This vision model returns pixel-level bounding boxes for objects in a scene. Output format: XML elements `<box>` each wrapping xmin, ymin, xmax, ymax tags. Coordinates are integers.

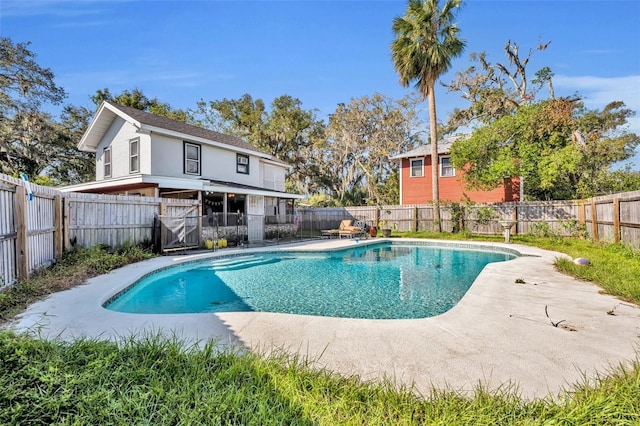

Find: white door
<box><xmin>247</xmin><ymin>195</ymin><xmax>264</xmax><ymax>241</ymax></box>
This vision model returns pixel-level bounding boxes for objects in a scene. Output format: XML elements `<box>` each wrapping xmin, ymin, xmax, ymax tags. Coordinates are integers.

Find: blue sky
<box><xmin>2</xmin><ymin>0</ymin><xmax>639</xmax><ymax>168</ymax></box>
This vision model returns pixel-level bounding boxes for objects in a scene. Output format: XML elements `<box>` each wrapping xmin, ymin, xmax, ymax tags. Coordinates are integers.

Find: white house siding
<box><xmin>261</xmin><ymin>164</ymin><xmax>286</xmax><ymax>192</ymax></box>
<box><xmin>139</xmin><ymin>134</ymin><xmax>152</xmax><ymax>175</ymax></box>
<box><xmin>149</xmin><ymin>134</ymin><xmax>264</xmax><ymax>187</ymax></box>
<box><xmin>150</xmin><ymin>134</ymin><xmax>185</xmax><ymax>177</ymax></box>
<box><xmin>96</xmin><ymin>118</ymin><xmax>145</xmax><ymax>180</ymax></box>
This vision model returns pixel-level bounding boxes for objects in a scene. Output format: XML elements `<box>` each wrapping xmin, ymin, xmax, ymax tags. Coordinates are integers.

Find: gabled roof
<box><xmin>390</xmin><ymin>134</ymin><xmax>467</xmax><ymax>160</ymax></box>
<box><xmin>78</xmin><ymin>101</ymin><xmax>287</xmax><ymax>165</ymax></box>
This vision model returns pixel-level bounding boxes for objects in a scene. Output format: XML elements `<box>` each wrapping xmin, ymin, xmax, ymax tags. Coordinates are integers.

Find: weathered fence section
<box><xmin>0</xmin><ymin>172</ymin><xmax>202</xmax><ymax>288</ymax></box>
<box><xmin>298</xmin><ymin>194</ymin><xmax>638</xmax><ymax>247</ymax></box>
<box><xmin>0</xmin><ymin>175</ymin><xmax>62</xmax><ymax>288</ymax></box>
<box><xmin>510</xmin><ymin>201</ymin><xmax>579</xmax><ymax>235</ymax></box>
<box><xmin>583</xmin><ymin>191</ymin><xmax>640</xmax><ymax>248</ymax></box>
<box><xmin>0</xmin><ymin>181</ymin><xmax>17</xmax><ymax>288</ymax></box>
<box><xmin>157</xmin><ymin>199</ymin><xmax>202</xmax><ymax>252</ymax></box>
<box><xmin>65</xmin><ymin>192</ymin><xmax>160</xmax><ymax>249</ymax></box>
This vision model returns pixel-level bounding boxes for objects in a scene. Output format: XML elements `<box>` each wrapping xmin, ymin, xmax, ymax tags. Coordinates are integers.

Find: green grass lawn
<box><xmin>1</xmin><ymin>238</ymin><xmax>639</xmax><ymax>425</ymax></box>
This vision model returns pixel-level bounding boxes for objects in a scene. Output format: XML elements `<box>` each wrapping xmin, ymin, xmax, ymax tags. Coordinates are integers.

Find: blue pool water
<box><xmin>105</xmin><ymin>242</ymin><xmax>516</xmax><ymax>319</ymax></box>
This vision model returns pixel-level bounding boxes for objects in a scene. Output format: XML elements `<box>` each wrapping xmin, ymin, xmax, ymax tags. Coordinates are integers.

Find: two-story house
<box><xmin>391</xmin><ymin>136</ymin><xmax>520</xmax><ymax>205</ymax></box>
<box><xmin>61</xmin><ymin>101</ymin><xmax>302</xmax><ymax>232</ymax></box>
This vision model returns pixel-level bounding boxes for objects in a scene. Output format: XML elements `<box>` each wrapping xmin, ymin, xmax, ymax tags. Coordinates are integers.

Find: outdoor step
<box><xmin>209</xmin><ymin>256</ymin><xmax>260</xmax><ymax>267</ymax></box>
<box><xmin>210</xmin><ymin>256</ymin><xmax>280</xmax><ymax>271</ymax></box>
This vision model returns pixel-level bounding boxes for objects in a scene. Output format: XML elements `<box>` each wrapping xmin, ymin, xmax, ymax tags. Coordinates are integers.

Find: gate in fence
<box><xmin>158</xmin><ymin>204</ymin><xmax>201</xmax><ymax>252</ymax></box>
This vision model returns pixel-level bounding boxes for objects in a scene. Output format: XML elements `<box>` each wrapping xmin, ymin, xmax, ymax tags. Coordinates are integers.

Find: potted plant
<box><xmin>378</xmin><ymin>209</ymin><xmax>393</xmax><ymax>237</ymax></box>
<box><xmin>377</xmin><ymin>220</ymin><xmax>393</xmax><ymax>237</ymax></box>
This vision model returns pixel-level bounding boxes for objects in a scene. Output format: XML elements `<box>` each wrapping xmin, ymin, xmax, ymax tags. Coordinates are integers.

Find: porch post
<box><xmin>223</xmin><ymin>193</ymin><xmax>228</xmax><ymax>226</ymax></box>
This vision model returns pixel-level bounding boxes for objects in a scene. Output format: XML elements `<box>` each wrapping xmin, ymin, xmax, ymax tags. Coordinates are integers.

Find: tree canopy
<box><xmin>323</xmin><ymin>94</ymin><xmax>422</xmax><ymax>205</ymax></box>
<box><xmin>0</xmin><ymin>37</ymin><xmax>73</xmax><ymax>180</ymax></box>
<box><xmin>450</xmin><ymin>98</ymin><xmax>639</xmax><ymax>199</ymax></box>
<box><xmin>443</xmin><ymin>40</ymin><xmax>551</xmax><ymax>133</ymax></box>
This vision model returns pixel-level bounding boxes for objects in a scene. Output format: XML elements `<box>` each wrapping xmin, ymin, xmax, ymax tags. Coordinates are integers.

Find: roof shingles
<box><xmin>108</xmin><ymin>102</ymin><xmax>287</xmax><ymax>165</ymax></box>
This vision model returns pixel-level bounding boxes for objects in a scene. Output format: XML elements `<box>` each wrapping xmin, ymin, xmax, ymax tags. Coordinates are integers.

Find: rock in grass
<box><xmin>573</xmin><ymin>257</ymin><xmax>591</xmax><ymax>266</ymax></box>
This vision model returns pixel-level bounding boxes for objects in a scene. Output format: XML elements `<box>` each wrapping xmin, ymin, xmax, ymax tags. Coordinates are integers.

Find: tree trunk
<box><xmin>428</xmin><ymin>88</ymin><xmax>441</xmax><ymax>232</ymax></box>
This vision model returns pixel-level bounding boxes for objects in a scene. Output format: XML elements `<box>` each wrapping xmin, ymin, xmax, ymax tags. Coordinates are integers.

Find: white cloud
<box><xmin>553</xmin><ymin>75</ymin><xmax>640</xmax><ymax>170</ymax></box>
<box><xmin>554</xmin><ymin>75</ymin><xmax>640</xmax><ymax>118</ymax></box>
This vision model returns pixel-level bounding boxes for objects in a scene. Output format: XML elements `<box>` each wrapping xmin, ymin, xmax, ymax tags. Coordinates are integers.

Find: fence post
<box><xmin>413</xmin><ymin>206</ymin><xmax>418</xmax><ymax>232</ymax></box>
<box><xmin>159</xmin><ymin>200</ymin><xmax>166</xmax><ymax>252</ymax></box>
<box><xmin>63</xmin><ymin>197</ymin><xmax>71</xmax><ymax>250</ymax></box>
<box><xmin>591</xmin><ymin>199</ymin><xmax>599</xmax><ymax>242</ymax></box>
<box><xmin>578</xmin><ymin>201</ymin><xmax>586</xmax><ymax>226</ymax></box>
<box><xmin>512</xmin><ymin>205</ymin><xmax>518</xmax><ymax>235</ymax></box>
<box><xmin>613</xmin><ymin>198</ymin><xmax>620</xmax><ymax>244</ymax></box>
<box><xmin>54</xmin><ymin>195</ymin><xmax>63</xmax><ymax>259</ymax></box>
<box><xmin>15</xmin><ymin>185</ymin><xmax>29</xmax><ymax>281</ymax></box>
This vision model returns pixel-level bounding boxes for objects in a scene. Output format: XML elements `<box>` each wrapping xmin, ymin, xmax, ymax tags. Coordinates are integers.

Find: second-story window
<box><xmin>410</xmin><ymin>158</ymin><xmax>423</xmax><ymax>177</ymax></box>
<box><xmin>129</xmin><ymin>138</ymin><xmax>139</xmax><ymax>173</ymax></box>
<box><xmin>237</xmin><ymin>153</ymin><xmax>249</xmax><ymax>174</ymax></box>
<box><xmin>104</xmin><ymin>147</ymin><xmax>112</xmax><ymax>178</ymax></box>
<box><xmin>184</xmin><ymin>142</ymin><xmax>201</xmax><ymax>175</ymax></box>
<box><xmin>440</xmin><ymin>156</ymin><xmax>455</xmax><ymax>177</ymax></box>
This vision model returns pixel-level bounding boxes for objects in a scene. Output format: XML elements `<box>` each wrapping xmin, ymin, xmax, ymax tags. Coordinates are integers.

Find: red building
<box><xmin>391</xmin><ymin>137</ymin><xmax>520</xmax><ymax>205</ymax></box>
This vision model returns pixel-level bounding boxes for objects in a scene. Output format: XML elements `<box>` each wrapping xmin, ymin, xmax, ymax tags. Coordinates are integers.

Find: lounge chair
<box><xmin>338</xmin><ymin>220</ymin><xmax>367</xmax><ymax>239</ymax></box>
<box><xmin>321</xmin><ymin>219</ymin><xmax>352</xmax><ymax>239</ymax></box>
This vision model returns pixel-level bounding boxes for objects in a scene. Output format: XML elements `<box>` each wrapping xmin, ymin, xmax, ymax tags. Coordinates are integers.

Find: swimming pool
<box><xmin>106</xmin><ymin>242</ymin><xmax>517</xmax><ymax>319</ymax></box>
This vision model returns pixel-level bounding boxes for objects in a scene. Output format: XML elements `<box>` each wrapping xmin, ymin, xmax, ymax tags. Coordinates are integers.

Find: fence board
<box><xmin>66</xmin><ymin>192</ymin><xmax>163</xmax><ymax>248</ymax></box>
<box><xmin>0</xmin><ymin>182</ymin><xmax>16</xmax><ymax>288</ymax></box>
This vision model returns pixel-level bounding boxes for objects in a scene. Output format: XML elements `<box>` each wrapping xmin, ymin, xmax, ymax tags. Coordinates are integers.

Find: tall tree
<box><xmin>391</xmin><ymin>0</ymin><xmax>465</xmax><ymax>231</ymax></box>
<box><xmin>0</xmin><ymin>37</ymin><xmax>65</xmax><ymax>114</ymax></box>
<box><xmin>48</xmin><ymin>105</ymin><xmax>95</xmax><ymax>184</ymax></box>
<box><xmin>0</xmin><ymin>37</ymin><xmax>67</xmax><ymax>177</ymax></box>
<box><xmin>444</xmin><ymin>40</ymin><xmax>551</xmax><ymax>131</ymax></box>
<box><xmin>323</xmin><ymin>94</ymin><xmax>422</xmax><ymax>205</ymax></box>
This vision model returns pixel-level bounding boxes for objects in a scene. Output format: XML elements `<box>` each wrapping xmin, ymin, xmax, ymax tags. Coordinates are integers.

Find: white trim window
<box><xmin>440</xmin><ymin>156</ymin><xmax>455</xmax><ymax>177</ymax></box>
<box><xmin>129</xmin><ymin>138</ymin><xmax>139</xmax><ymax>173</ymax></box>
<box><xmin>103</xmin><ymin>147</ymin><xmax>112</xmax><ymax>178</ymax></box>
<box><xmin>409</xmin><ymin>158</ymin><xmax>423</xmax><ymax>177</ymax></box>
<box><xmin>237</xmin><ymin>153</ymin><xmax>250</xmax><ymax>174</ymax></box>
<box><xmin>184</xmin><ymin>142</ymin><xmax>201</xmax><ymax>175</ymax></box>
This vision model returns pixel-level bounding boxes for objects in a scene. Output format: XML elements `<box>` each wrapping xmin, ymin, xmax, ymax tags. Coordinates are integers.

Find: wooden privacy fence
<box><xmin>298</xmin><ymin>191</ymin><xmax>640</xmax><ymax>248</ymax></box>
<box><xmin>0</xmin><ymin>173</ymin><xmax>199</xmax><ymax>289</ymax></box>
<box><xmin>582</xmin><ymin>190</ymin><xmax>640</xmax><ymax>248</ymax></box>
<box><xmin>298</xmin><ymin>202</ymin><xmax>579</xmax><ymax>235</ymax></box>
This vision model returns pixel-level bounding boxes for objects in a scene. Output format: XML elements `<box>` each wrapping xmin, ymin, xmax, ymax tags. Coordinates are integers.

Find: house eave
<box><xmin>77</xmin><ymin>102</ymin><xmax>143</xmax><ymax>152</ymax></box>
<box><xmin>59</xmin><ymin>175</ymin><xmax>303</xmax><ymax>198</ymax></box>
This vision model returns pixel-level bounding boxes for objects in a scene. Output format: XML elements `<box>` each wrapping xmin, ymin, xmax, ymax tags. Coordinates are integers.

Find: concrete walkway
<box><xmin>8</xmin><ymin>239</ymin><xmax>640</xmax><ymax>399</ymax></box>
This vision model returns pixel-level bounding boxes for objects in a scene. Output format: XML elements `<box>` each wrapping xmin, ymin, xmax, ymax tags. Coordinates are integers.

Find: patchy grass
<box><xmin>0</xmin><ymin>243</ymin><xmax>154</xmax><ymax>323</ymax></box>
<box><xmin>1</xmin><ymin>331</ymin><xmax>639</xmax><ymax>425</ymax></box>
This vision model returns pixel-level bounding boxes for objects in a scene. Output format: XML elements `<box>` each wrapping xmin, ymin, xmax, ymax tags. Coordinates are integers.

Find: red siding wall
<box><xmin>400</xmin><ymin>157</ymin><xmax>520</xmax><ymax>204</ymax></box>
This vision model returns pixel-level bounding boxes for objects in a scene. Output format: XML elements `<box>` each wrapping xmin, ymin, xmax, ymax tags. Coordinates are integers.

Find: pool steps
<box><xmin>208</xmin><ymin>255</ymin><xmax>280</xmax><ymax>271</ymax></box>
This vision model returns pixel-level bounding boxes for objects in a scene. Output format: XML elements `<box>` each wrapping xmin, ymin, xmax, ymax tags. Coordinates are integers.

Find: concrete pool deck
<box><xmin>7</xmin><ymin>238</ymin><xmax>640</xmax><ymax>400</ymax></box>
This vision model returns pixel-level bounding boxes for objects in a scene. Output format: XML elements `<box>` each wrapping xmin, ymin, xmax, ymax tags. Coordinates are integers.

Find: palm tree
<box><xmin>391</xmin><ymin>0</ymin><xmax>465</xmax><ymax>232</ymax></box>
